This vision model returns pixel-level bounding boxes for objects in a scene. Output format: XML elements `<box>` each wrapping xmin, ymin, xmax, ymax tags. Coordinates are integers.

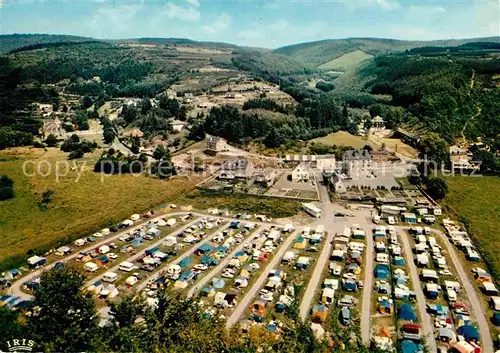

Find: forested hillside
<box><xmin>274</xmin><ymin>37</ymin><xmax>500</xmax><ymax>67</ymax></box>
<box><xmin>0</xmin><ymin>34</ymin><xmax>95</xmax><ymax>54</ymax></box>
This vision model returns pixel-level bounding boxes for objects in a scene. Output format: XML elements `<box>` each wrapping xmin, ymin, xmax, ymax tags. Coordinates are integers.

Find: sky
<box><xmin>0</xmin><ymin>0</ymin><xmax>499</xmax><ymax>48</ymax></box>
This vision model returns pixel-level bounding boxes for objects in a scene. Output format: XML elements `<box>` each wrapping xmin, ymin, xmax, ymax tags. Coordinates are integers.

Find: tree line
<box><xmin>1</xmin><ymin>265</ymin><xmax>385</xmax><ymax>353</ymax></box>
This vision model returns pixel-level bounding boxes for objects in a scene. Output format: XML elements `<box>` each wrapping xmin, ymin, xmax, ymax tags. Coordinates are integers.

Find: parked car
<box><xmin>140</xmin><ymin>264</ymin><xmax>155</xmax><ymax>272</ymax></box>
<box><xmin>108</xmin><ymin>253</ymin><xmax>118</xmax><ymax>260</ymax></box>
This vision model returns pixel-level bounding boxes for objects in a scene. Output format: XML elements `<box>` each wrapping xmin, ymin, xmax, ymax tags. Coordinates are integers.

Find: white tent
<box><xmin>166</xmin><ymin>218</ymin><xmax>177</xmax><ymax>226</ymax></box>
<box><xmin>156</xmin><ymin>219</ymin><xmax>167</xmax><ymax>227</ymax></box>
<box><xmin>126</xmin><ymin>276</ymin><xmax>138</xmax><ymax>286</ymax></box>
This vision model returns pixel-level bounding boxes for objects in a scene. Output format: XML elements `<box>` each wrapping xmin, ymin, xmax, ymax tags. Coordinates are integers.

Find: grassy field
<box><xmin>444</xmin><ymin>175</ymin><xmax>500</xmax><ymax>282</ymax></box>
<box><xmin>311</xmin><ymin>131</ymin><xmax>377</xmax><ymax>149</ymax></box>
<box><xmin>317</xmin><ymin>50</ymin><xmax>373</xmax><ymax>71</ymax></box>
<box><xmin>0</xmin><ymin>147</ymin><xmax>301</xmax><ymax>270</ymax></box>
<box><xmin>0</xmin><ymin>147</ymin><xmax>201</xmax><ymax>269</ymax></box>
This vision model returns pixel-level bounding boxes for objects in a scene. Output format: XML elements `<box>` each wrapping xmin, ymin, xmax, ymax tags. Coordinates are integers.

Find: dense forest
<box><xmin>1</xmin><ymin>266</ymin><xmax>384</xmax><ymax>353</ymax></box>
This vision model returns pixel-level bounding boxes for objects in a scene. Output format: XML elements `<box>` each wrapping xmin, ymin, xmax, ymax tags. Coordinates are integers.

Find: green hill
<box><xmin>0</xmin><ymin>34</ymin><xmax>96</xmax><ymax>54</ymax></box>
<box><xmin>274</xmin><ymin>37</ymin><xmax>500</xmax><ymax>67</ymax></box>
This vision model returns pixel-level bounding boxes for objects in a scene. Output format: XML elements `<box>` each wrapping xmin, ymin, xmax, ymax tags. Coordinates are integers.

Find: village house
<box><xmin>291</xmin><ymin>162</ymin><xmax>310</xmax><ymax>182</ymax></box>
<box><xmin>170</xmin><ymin>120</ymin><xmax>186</xmax><ymax>133</ymax></box>
<box><xmin>41</xmin><ymin>117</ymin><xmax>64</xmax><ymax>138</ymax></box>
<box><xmin>372</xmin><ymin>115</ymin><xmax>385</xmax><ymax>129</ymax></box>
<box><xmin>315</xmin><ymin>154</ymin><xmax>336</xmax><ymax>171</ymax></box>
<box><xmin>219</xmin><ymin>158</ymin><xmax>254</xmax><ymax>180</ymax></box>
<box><xmin>35</xmin><ymin>103</ymin><xmax>54</xmax><ymax>117</ymax></box>
<box><xmin>206</xmin><ymin>136</ymin><xmax>228</xmax><ymax>153</ymax></box>
<box><xmin>254</xmin><ymin>168</ymin><xmax>277</xmax><ymax>186</ymax></box>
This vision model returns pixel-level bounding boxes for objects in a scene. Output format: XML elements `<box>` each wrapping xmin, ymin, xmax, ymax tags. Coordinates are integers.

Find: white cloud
<box><xmin>343</xmin><ymin>0</ymin><xmax>400</xmax><ymax>11</ymax></box>
<box><xmin>162</xmin><ymin>2</ymin><xmax>200</xmax><ymax>21</ymax></box>
<box><xmin>203</xmin><ymin>13</ymin><xmax>232</xmax><ymax>35</ymax></box>
<box><xmin>406</xmin><ymin>5</ymin><xmax>445</xmax><ymax>20</ymax></box>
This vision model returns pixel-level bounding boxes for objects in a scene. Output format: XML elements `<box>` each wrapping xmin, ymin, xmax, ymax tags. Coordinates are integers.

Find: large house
<box><xmin>291</xmin><ymin>162</ymin><xmax>310</xmax><ymax>182</ymax></box>
<box><xmin>315</xmin><ymin>155</ymin><xmax>336</xmax><ymax>171</ymax></box>
<box><xmin>372</xmin><ymin>115</ymin><xmax>385</xmax><ymax>129</ymax></box>
<box><xmin>342</xmin><ymin>150</ymin><xmax>372</xmax><ymax>178</ymax></box>
<box><xmin>206</xmin><ymin>136</ymin><xmax>228</xmax><ymax>153</ymax></box>
<box><xmin>219</xmin><ymin>158</ymin><xmax>254</xmax><ymax>180</ymax></box>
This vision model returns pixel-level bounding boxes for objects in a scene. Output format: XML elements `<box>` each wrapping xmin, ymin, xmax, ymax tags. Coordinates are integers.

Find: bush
<box><xmin>0</xmin><ymin>175</ymin><xmax>14</xmax><ymax>201</ymax></box>
<box><xmin>33</xmin><ymin>141</ymin><xmax>46</xmax><ymax>148</ymax></box>
<box><xmin>45</xmin><ymin>134</ymin><xmax>58</xmax><ymax>147</ymax></box>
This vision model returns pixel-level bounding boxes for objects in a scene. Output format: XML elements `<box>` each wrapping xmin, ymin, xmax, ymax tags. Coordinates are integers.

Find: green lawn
<box><xmin>0</xmin><ymin>147</ymin><xmax>301</xmax><ymax>271</ymax></box>
<box><xmin>311</xmin><ymin>131</ymin><xmax>377</xmax><ymax>149</ymax></box>
<box><xmin>444</xmin><ymin>175</ymin><xmax>500</xmax><ymax>282</ymax></box>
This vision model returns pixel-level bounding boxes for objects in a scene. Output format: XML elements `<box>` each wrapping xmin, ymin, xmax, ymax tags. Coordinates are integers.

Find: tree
<box><xmin>0</xmin><ymin>175</ymin><xmax>14</xmax><ymax>201</ymax></box>
<box><xmin>45</xmin><ymin>134</ymin><xmax>58</xmax><ymax>147</ymax></box>
<box><xmin>152</xmin><ymin>145</ymin><xmax>167</xmax><ymax>160</ymax></box>
<box><xmin>0</xmin><ymin>306</ymin><xmax>24</xmax><ymax>341</ymax></box>
<box><xmin>69</xmin><ymin>149</ymin><xmax>84</xmax><ymax>159</ymax></box>
<box><xmin>426</xmin><ymin>176</ymin><xmax>448</xmax><ymax>200</ymax></box>
<box><xmin>264</xmin><ymin>128</ymin><xmax>285</xmax><ymax>148</ymax></box>
<box><xmin>103</xmin><ymin>127</ymin><xmax>115</xmax><ymax>144</ymax></box>
<box><xmin>81</xmin><ymin>94</ymin><xmax>93</xmax><ymax>109</ymax></box>
<box><xmin>473</xmin><ymin>149</ymin><xmax>499</xmax><ymax>173</ymax></box>
<box><xmin>29</xmin><ymin>266</ymin><xmax>98</xmax><ymax>352</ymax></box>
<box><xmin>369</xmin><ymin>103</ymin><xmax>384</xmax><ymax>118</ymax></box>
<box><xmin>419</xmin><ymin>132</ymin><xmax>448</xmax><ymax>167</ymax></box>
<box><xmin>188</xmin><ymin>121</ymin><xmax>206</xmax><ymax>142</ymax></box>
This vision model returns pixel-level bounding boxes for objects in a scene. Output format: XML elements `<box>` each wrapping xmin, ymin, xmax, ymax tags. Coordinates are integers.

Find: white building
<box><xmin>342</xmin><ymin>150</ymin><xmax>372</xmax><ymax>178</ymax></box>
<box><xmin>316</xmin><ymin>155</ymin><xmax>336</xmax><ymax>171</ymax></box>
<box><xmin>291</xmin><ymin>162</ymin><xmax>310</xmax><ymax>182</ymax></box>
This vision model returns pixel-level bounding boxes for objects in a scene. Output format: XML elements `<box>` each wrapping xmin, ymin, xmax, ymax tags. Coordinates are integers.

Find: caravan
<box><xmin>119</xmin><ymin>261</ymin><xmax>136</xmax><ymax>272</ymax></box>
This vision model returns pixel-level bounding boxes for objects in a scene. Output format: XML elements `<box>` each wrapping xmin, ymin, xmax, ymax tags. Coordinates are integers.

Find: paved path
<box><xmin>429</xmin><ymin>228</ymin><xmax>494</xmax><ymax>353</ymax></box>
<box><xmin>8</xmin><ymin>211</ymin><xmax>194</xmax><ymax>300</ymax></box>
<box><xmin>398</xmin><ymin>229</ymin><xmax>437</xmax><ymax>353</ymax></box>
<box><xmin>299</xmin><ymin>229</ymin><xmax>334</xmax><ymax>321</ymax></box>
<box><xmin>134</xmin><ymin>222</ymin><xmax>231</xmax><ymax>292</ymax></box>
<box><xmin>360</xmin><ymin>214</ymin><xmax>375</xmax><ymax>345</ymax></box>
<box><xmin>186</xmin><ymin>225</ymin><xmax>269</xmax><ymax>298</ymax></box>
<box><xmin>225</xmin><ymin>228</ymin><xmax>302</xmax><ymax>328</ymax></box>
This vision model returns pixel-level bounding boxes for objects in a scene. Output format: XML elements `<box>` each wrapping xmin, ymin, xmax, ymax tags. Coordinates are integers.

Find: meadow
<box><xmin>444</xmin><ymin>175</ymin><xmax>500</xmax><ymax>282</ymax></box>
<box><xmin>311</xmin><ymin>131</ymin><xmax>377</xmax><ymax>149</ymax></box>
<box><xmin>0</xmin><ymin>147</ymin><xmax>301</xmax><ymax>270</ymax></box>
<box><xmin>317</xmin><ymin>50</ymin><xmax>373</xmax><ymax>71</ymax></box>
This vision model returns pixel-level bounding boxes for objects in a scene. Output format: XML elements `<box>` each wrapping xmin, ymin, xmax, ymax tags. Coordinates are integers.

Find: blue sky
<box><xmin>0</xmin><ymin>0</ymin><xmax>498</xmax><ymax>48</ymax></box>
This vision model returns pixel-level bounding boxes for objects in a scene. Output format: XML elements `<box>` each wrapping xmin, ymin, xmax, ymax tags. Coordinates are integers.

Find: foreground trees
<box><xmin>3</xmin><ymin>266</ymin><xmax>383</xmax><ymax>352</ymax></box>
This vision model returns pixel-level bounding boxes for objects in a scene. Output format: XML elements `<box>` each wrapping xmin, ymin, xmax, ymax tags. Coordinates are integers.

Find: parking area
<box><xmin>266</xmin><ymin>172</ymin><xmax>319</xmax><ymax>200</ymax></box>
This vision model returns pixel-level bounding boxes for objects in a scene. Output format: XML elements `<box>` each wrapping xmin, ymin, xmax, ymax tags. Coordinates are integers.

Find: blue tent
<box><xmin>197</xmin><ymin>244</ymin><xmax>213</xmax><ymax>254</ymax></box>
<box><xmin>267</xmin><ymin>323</ymin><xmax>277</xmax><ymax>332</ymax></box>
<box><xmin>401</xmin><ymin>340</ymin><xmax>423</xmax><ymax>353</ymax></box>
<box><xmin>179</xmin><ymin>256</ymin><xmax>192</xmax><ymax>268</ymax></box>
<box><xmin>393</xmin><ymin>256</ymin><xmax>406</xmax><ymax>266</ymax></box>
<box><xmin>492</xmin><ymin>312</ymin><xmax>500</xmax><ymax>327</ymax></box>
<box><xmin>230</xmin><ymin>221</ymin><xmax>240</xmax><ymax>229</ymax></box>
<box><xmin>201</xmin><ymin>256</ymin><xmax>218</xmax><ymax>266</ymax></box>
<box><xmin>216</xmin><ymin>246</ymin><xmax>229</xmax><ymax>254</ymax></box>
<box><xmin>234</xmin><ymin>251</ymin><xmax>245</xmax><ymax>257</ymax></box>
<box><xmin>374</xmin><ymin>264</ymin><xmax>390</xmax><ymax>280</ymax></box>
<box><xmin>457</xmin><ymin>325</ymin><xmax>480</xmax><ymax>342</ymax></box>
<box><xmin>130</xmin><ymin>238</ymin><xmax>143</xmax><ymax>248</ymax></box>
<box><xmin>212</xmin><ymin>277</ymin><xmax>226</xmax><ymax>289</ymax></box>
<box><xmin>275</xmin><ymin>303</ymin><xmax>286</xmax><ymax>313</ymax></box>
<box><xmin>399</xmin><ymin>304</ymin><xmax>417</xmax><ymax>321</ymax></box>
<box><xmin>343</xmin><ymin>279</ymin><xmax>358</xmax><ymax>292</ymax></box>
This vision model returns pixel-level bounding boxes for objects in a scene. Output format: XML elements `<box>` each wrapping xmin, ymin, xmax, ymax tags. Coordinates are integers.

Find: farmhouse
<box><xmin>291</xmin><ymin>162</ymin><xmax>310</xmax><ymax>182</ymax></box>
<box><xmin>41</xmin><ymin>117</ymin><xmax>64</xmax><ymax>138</ymax></box>
<box><xmin>254</xmin><ymin>168</ymin><xmax>277</xmax><ymax>186</ymax></box>
<box><xmin>206</xmin><ymin>136</ymin><xmax>228</xmax><ymax>153</ymax></box>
